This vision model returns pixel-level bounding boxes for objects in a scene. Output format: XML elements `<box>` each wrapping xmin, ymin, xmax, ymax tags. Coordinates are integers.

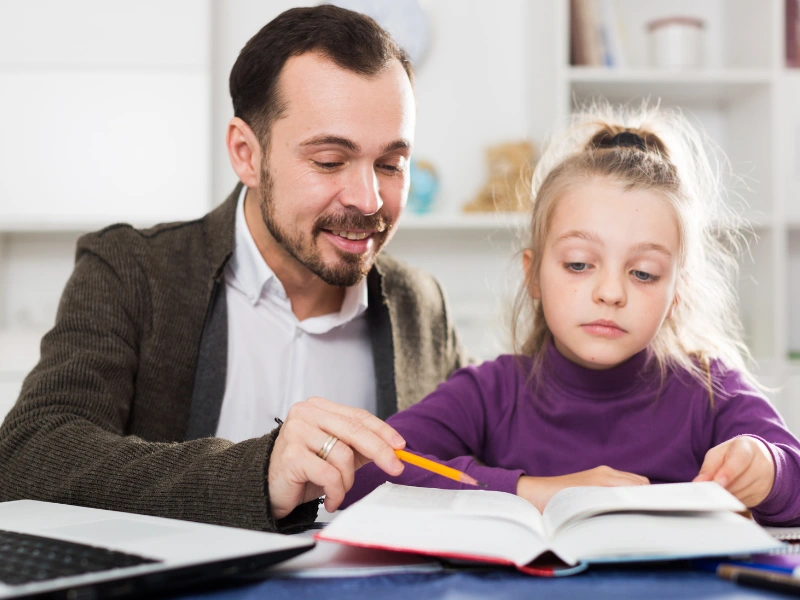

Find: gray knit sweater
<box><xmin>0</xmin><ymin>185</ymin><xmax>466</xmax><ymax>533</ymax></box>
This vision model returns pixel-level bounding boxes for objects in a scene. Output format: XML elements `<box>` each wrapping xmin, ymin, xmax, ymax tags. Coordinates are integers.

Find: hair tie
<box><xmin>598</xmin><ymin>131</ymin><xmax>647</xmax><ymax>152</ymax></box>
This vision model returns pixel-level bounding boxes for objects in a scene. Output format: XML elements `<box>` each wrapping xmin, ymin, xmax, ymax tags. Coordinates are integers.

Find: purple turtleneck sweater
<box><xmin>343</xmin><ymin>343</ymin><xmax>800</xmax><ymax>526</ymax></box>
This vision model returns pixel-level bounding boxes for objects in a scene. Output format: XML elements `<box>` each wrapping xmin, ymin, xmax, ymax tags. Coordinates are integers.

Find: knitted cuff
<box><xmin>262</xmin><ymin>424</ymin><xmax>320</xmax><ymax>533</ymax></box>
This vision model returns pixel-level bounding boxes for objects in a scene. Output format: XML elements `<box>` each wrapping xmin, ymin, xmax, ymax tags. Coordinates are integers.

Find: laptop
<box><xmin>0</xmin><ymin>499</ymin><xmax>314</xmax><ymax>599</ymax></box>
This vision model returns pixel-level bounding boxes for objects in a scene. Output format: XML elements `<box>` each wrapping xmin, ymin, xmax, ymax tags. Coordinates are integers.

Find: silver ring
<box><xmin>317</xmin><ymin>435</ymin><xmax>338</xmax><ymax>461</ymax></box>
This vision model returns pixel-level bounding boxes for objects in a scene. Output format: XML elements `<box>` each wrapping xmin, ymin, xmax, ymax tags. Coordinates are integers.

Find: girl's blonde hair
<box><xmin>511</xmin><ymin>101</ymin><xmax>755</xmax><ymax>392</ymax></box>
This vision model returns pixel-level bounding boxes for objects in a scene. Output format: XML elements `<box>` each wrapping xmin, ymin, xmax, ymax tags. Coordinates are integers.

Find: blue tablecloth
<box><xmin>174</xmin><ymin>564</ymin><xmax>786</xmax><ymax>600</ymax></box>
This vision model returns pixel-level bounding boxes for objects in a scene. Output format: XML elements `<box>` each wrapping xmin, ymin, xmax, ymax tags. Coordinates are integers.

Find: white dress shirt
<box><xmin>215</xmin><ymin>186</ymin><xmax>376</xmax><ymax>443</ymax></box>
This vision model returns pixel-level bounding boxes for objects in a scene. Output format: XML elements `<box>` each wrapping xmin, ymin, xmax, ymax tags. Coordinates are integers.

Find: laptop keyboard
<box><xmin>0</xmin><ymin>529</ymin><xmax>160</xmax><ymax>586</ymax></box>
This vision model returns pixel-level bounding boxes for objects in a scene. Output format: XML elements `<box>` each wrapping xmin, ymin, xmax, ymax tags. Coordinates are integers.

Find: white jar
<box><xmin>647</xmin><ymin>17</ymin><xmax>705</xmax><ymax>69</ymax></box>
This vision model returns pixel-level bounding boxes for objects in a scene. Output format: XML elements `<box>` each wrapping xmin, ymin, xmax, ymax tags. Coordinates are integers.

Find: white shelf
<box><xmin>0</xmin><ymin>217</ymin><xmax>183</xmax><ymax>234</ymax></box>
<box><xmin>568</xmin><ymin>68</ymin><xmax>773</xmax><ymax>105</ymax></box>
<box><xmin>397</xmin><ymin>212</ymin><xmax>528</xmax><ymax>232</ymax></box>
<box><xmin>398</xmin><ymin>210</ymin><xmax>772</xmax><ymax>233</ymax></box>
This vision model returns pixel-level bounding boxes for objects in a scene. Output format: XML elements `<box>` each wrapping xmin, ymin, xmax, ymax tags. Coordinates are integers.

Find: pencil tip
<box><xmin>460</xmin><ymin>475</ymin><xmax>488</xmax><ymax>488</ymax></box>
<box><xmin>465</xmin><ymin>478</ymin><xmax>488</xmax><ymax>488</ymax></box>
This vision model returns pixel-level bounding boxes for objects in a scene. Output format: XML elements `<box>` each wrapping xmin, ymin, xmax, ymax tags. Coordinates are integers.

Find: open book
<box><xmin>317</xmin><ymin>482</ymin><xmax>783</xmax><ymax>576</ymax></box>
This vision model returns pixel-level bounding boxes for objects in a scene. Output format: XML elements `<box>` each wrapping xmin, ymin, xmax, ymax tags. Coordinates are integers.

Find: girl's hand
<box><xmin>516</xmin><ymin>466</ymin><xmax>650</xmax><ymax>513</ymax></box>
<box><xmin>693</xmin><ymin>436</ymin><xmax>775</xmax><ymax>507</ymax></box>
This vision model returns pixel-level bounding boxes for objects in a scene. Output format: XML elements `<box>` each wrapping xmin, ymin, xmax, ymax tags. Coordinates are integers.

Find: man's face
<box><xmin>258</xmin><ymin>52</ymin><xmax>415</xmax><ymax>287</ymax></box>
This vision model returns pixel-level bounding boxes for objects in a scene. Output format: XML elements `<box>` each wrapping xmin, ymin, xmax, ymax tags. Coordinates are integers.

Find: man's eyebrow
<box><xmin>298</xmin><ymin>137</ymin><xmax>411</xmax><ymax>155</ymax></box>
<box><xmin>300</xmin><ymin>135</ymin><xmax>360</xmax><ymax>153</ymax></box>
<box><xmin>382</xmin><ymin>140</ymin><xmax>412</xmax><ymax>154</ymax></box>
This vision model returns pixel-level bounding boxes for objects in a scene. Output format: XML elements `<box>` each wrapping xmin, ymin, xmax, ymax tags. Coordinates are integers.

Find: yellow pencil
<box><xmin>395</xmin><ymin>449</ymin><xmax>487</xmax><ymax>487</ymax></box>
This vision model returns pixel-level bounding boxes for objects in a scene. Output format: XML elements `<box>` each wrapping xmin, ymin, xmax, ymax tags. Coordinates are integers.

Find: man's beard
<box><xmin>258</xmin><ymin>162</ymin><xmax>393</xmax><ymax>287</ymax></box>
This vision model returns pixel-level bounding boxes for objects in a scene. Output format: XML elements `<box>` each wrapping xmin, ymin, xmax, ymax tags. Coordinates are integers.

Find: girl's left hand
<box><xmin>692</xmin><ymin>436</ymin><xmax>775</xmax><ymax>507</ymax></box>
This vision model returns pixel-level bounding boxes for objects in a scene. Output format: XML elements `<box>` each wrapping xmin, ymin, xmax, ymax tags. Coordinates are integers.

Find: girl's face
<box><xmin>526</xmin><ymin>177</ymin><xmax>680</xmax><ymax>370</ymax></box>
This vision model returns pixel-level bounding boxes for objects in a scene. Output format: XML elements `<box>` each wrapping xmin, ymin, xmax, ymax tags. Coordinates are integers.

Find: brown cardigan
<box><xmin>0</xmin><ymin>185</ymin><xmax>466</xmax><ymax>533</ymax></box>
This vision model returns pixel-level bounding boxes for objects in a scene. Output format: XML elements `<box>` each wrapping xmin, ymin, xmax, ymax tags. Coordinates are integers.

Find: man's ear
<box><xmin>226</xmin><ymin>117</ymin><xmax>262</xmax><ymax>189</ymax></box>
<box><xmin>522</xmin><ymin>249</ymin><xmax>541</xmax><ymax>300</ymax></box>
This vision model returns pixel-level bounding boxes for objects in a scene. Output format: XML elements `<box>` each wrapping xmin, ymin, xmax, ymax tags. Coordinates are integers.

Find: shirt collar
<box><xmin>228</xmin><ymin>185</ymin><xmax>274</xmax><ymax>305</ymax></box>
<box><xmin>544</xmin><ymin>338</ymin><xmax>657</xmax><ymax>398</ymax></box>
<box><xmin>228</xmin><ymin>186</ymin><xmax>369</xmax><ymax>320</ymax></box>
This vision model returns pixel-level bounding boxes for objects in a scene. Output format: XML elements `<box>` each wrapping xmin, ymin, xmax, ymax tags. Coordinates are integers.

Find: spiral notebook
<box><xmin>764</xmin><ymin>526</ymin><xmax>800</xmax><ymax>542</ymax></box>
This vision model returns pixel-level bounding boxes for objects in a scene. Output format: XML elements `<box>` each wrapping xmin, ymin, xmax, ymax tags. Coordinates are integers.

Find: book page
<box><xmin>542</xmin><ymin>482</ymin><xmax>745</xmax><ymax>537</ymax></box>
<box><xmin>318</xmin><ymin>483</ymin><xmax>557</xmax><ymax>567</ymax></box>
<box><xmin>370</xmin><ymin>483</ymin><xmax>545</xmax><ymax>534</ymax></box>
<box><xmin>551</xmin><ymin>511</ymin><xmax>781</xmax><ymax>563</ymax></box>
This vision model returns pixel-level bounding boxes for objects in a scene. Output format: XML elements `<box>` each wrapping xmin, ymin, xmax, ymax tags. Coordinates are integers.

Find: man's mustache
<box><xmin>314</xmin><ymin>208</ymin><xmax>390</xmax><ymax>234</ymax></box>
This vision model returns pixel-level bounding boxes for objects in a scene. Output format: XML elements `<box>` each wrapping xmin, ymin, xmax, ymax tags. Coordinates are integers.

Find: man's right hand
<box><xmin>267</xmin><ymin>396</ymin><xmax>406</xmax><ymax>519</ymax></box>
<box><xmin>516</xmin><ymin>466</ymin><xmax>650</xmax><ymax>513</ymax></box>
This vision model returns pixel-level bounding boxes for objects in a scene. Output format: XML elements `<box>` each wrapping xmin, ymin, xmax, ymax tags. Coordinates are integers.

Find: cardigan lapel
<box><xmin>366</xmin><ymin>264</ymin><xmax>398</xmax><ymax>421</ymax></box>
<box><xmin>185</xmin><ymin>183</ymin><xmax>401</xmax><ymax>438</ymax></box>
<box><xmin>185</xmin><ymin>185</ymin><xmax>239</xmax><ymax>440</ymax></box>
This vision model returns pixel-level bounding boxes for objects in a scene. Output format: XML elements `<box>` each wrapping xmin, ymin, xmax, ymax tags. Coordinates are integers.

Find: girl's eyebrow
<box><xmin>630</xmin><ymin>242</ymin><xmax>673</xmax><ymax>258</ymax></box>
<box><xmin>555</xmin><ymin>230</ymin><xmax>602</xmax><ymax>245</ymax></box>
<box><xmin>555</xmin><ymin>231</ymin><xmax>673</xmax><ymax>258</ymax></box>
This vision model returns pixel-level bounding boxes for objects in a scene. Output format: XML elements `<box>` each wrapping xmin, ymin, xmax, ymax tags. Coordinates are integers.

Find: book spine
<box><xmin>789</xmin><ymin>0</ymin><xmax>800</xmax><ymax>68</ymax></box>
<box><xmin>570</xmin><ymin>0</ymin><xmax>603</xmax><ymax>66</ymax></box>
<box><xmin>570</xmin><ymin>0</ymin><xmax>586</xmax><ymax>65</ymax></box>
<box><xmin>584</xmin><ymin>0</ymin><xmax>604</xmax><ymax>66</ymax></box>
<box><xmin>598</xmin><ymin>0</ymin><xmax>626</xmax><ymax>68</ymax></box>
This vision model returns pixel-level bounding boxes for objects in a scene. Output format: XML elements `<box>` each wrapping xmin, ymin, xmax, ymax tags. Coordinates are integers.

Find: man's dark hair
<box><xmin>229</xmin><ymin>4</ymin><xmax>414</xmax><ymax>146</ymax></box>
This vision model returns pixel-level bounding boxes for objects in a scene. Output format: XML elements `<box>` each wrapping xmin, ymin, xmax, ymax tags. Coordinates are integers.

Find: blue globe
<box><xmin>407</xmin><ymin>159</ymin><xmax>439</xmax><ymax>214</ymax></box>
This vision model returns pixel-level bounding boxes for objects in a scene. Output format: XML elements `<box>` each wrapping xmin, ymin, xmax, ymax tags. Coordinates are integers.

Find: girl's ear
<box><xmin>522</xmin><ymin>249</ymin><xmax>541</xmax><ymax>299</ymax></box>
<box><xmin>667</xmin><ymin>292</ymin><xmax>680</xmax><ymax>319</ymax></box>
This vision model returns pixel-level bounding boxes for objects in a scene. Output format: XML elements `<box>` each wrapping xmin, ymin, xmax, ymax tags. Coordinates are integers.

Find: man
<box><xmin>0</xmin><ymin>6</ymin><xmax>466</xmax><ymax>533</ymax></box>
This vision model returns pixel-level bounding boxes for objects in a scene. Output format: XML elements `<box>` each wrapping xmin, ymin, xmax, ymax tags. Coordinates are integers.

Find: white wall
<box><xmin>0</xmin><ymin>1</ymin><xmax>212</xmax><ymax>225</ymax></box>
<box><xmin>0</xmin><ymin>0</ymin><xmax>213</xmax><ymax>337</ymax></box>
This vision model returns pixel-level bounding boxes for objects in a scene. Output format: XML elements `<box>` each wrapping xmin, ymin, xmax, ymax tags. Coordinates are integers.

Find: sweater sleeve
<box><xmin>342</xmin><ymin>361</ymin><xmax>525</xmax><ymax>508</ymax></box>
<box><xmin>435</xmin><ymin>279</ymin><xmax>472</xmax><ymax>376</ymax></box>
<box><xmin>710</xmin><ymin>366</ymin><xmax>800</xmax><ymax>526</ymax></box>
<box><xmin>0</xmin><ymin>244</ymin><xmax>317</xmax><ymax>533</ymax></box>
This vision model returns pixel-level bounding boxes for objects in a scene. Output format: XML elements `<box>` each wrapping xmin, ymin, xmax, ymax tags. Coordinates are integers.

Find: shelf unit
<box><xmin>568</xmin><ymin>68</ymin><xmax>773</xmax><ymax>105</ymax></box>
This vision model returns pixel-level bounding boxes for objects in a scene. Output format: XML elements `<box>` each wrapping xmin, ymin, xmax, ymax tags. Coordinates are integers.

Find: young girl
<box><xmin>341</xmin><ymin>104</ymin><xmax>800</xmax><ymax>526</ymax></box>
